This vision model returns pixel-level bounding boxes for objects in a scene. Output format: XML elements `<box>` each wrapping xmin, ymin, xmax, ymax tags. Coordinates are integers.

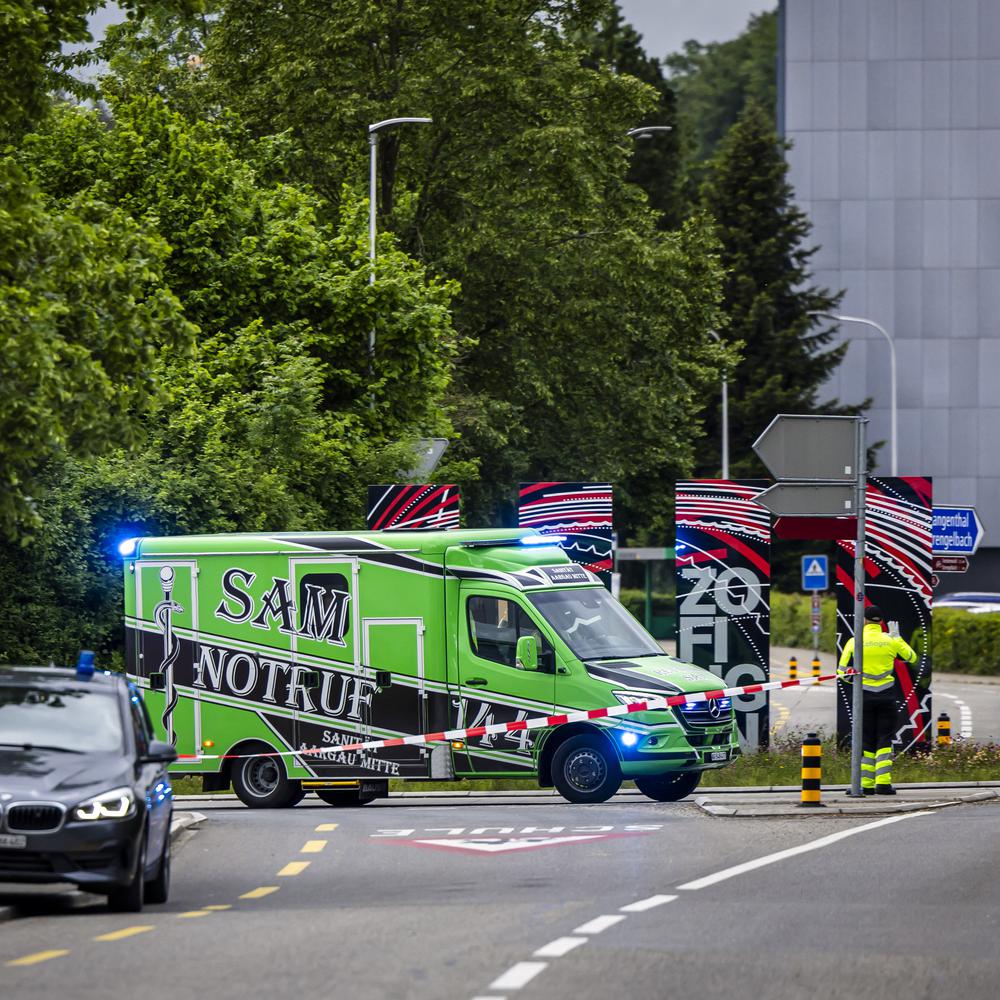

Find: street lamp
<box><xmin>814</xmin><ymin>312</ymin><xmax>898</xmax><ymax>476</ymax></box>
<box><xmin>707</xmin><ymin>331</ymin><xmax>730</xmax><ymax>480</ymax></box>
<box><xmin>367</xmin><ymin>117</ymin><xmax>433</xmax><ymax>360</ymax></box>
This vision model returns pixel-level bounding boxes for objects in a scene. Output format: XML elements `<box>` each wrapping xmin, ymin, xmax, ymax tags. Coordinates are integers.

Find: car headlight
<box><xmin>612</xmin><ymin>690</ymin><xmax>668</xmax><ymax>709</ymax></box>
<box><xmin>73</xmin><ymin>787</ymin><xmax>136</xmax><ymax>821</ymax></box>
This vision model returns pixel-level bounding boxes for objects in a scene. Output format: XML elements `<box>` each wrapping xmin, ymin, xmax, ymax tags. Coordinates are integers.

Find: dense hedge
<box><xmin>769</xmin><ymin>592</ymin><xmax>838</xmax><ymax>652</ymax></box>
<box><xmin>932</xmin><ymin>607</ymin><xmax>1000</xmax><ymax>676</ymax></box>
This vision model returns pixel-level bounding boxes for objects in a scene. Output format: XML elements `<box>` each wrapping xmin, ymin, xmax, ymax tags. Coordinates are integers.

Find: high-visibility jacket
<box><xmin>838</xmin><ymin>622</ymin><xmax>917</xmax><ymax>692</ymax></box>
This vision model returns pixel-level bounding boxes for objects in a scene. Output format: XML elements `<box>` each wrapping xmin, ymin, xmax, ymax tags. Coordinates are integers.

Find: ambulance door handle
<box><xmin>465</xmin><ymin>678</ymin><xmax>488</xmax><ymax>687</ymax></box>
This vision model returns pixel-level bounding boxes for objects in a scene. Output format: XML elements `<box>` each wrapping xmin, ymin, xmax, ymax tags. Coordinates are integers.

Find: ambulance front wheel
<box><xmin>634</xmin><ymin>770</ymin><xmax>702</xmax><ymax>802</ymax></box>
<box><xmin>551</xmin><ymin>734</ymin><xmax>621</xmax><ymax>804</ymax></box>
<box><xmin>232</xmin><ymin>751</ymin><xmax>302</xmax><ymax>809</ymax></box>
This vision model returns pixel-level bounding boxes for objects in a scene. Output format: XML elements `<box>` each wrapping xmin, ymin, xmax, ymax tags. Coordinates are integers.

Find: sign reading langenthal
<box><xmin>932</xmin><ymin>506</ymin><xmax>984</xmax><ymax>555</ymax></box>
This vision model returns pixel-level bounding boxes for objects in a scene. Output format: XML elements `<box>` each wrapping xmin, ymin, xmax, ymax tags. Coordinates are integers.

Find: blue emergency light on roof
<box><xmin>118</xmin><ymin>537</ymin><xmax>140</xmax><ymax>557</ymax></box>
<box><xmin>520</xmin><ymin>534</ymin><xmax>567</xmax><ymax>546</ymax></box>
<box><xmin>76</xmin><ymin>650</ymin><xmax>96</xmax><ymax>679</ymax></box>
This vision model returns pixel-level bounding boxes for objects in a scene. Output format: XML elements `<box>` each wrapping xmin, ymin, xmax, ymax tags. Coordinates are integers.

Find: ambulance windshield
<box><xmin>528</xmin><ymin>587</ymin><xmax>662</xmax><ymax>662</ymax></box>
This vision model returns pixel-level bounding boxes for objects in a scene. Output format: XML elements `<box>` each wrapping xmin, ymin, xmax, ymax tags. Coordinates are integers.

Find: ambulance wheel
<box><xmin>551</xmin><ymin>735</ymin><xmax>621</xmax><ymax>804</ymax></box>
<box><xmin>232</xmin><ymin>751</ymin><xmax>300</xmax><ymax>808</ymax></box>
<box><xmin>635</xmin><ymin>770</ymin><xmax>702</xmax><ymax>802</ymax></box>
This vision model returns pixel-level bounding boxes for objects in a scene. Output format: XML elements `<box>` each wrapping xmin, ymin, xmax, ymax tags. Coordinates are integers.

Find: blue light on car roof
<box><xmin>76</xmin><ymin>650</ymin><xmax>96</xmax><ymax>679</ymax></box>
<box><xmin>118</xmin><ymin>537</ymin><xmax>140</xmax><ymax>557</ymax></box>
<box><xmin>520</xmin><ymin>534</ymin><xmax>567</xmax><ymax>546</ymax></box>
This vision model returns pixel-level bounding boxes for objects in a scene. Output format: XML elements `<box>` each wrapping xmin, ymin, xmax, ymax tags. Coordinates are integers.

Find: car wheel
<box><xmin>232</xmin><ymin>751</ymin><xmax>299</xmax><ymax>809</ymax></box>
<box><xmin>144</xmin><ymin>830</ymin><xmax>170</xmax><ymax>905</ymax></box>
<box><xmin>108</xmin><ymin>831</ymin><xmax>146</xmax><ymax>913</ymax></box>
<box><xmin>635</xmin><ymin>770</ymin><xmax>702</xmax><ymax>802</ymax></box>
<box><xmin>551</xmin><ymin>734</ymin><xmax>621</xmax><ymax>804</ymax></box>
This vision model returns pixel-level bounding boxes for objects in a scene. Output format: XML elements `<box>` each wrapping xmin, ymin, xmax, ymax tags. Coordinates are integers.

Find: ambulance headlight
<box><xmin>73</xmin><ymin>787</ymin><xmax>136</xmax><ymax>821</ymax></box>
<box><xmin>613</xmin><ymin>690</ymin><xmax>664</xmax><ymax>709</ymax></box>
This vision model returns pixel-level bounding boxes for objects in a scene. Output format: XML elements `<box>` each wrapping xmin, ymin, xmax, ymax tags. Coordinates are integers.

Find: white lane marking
<box><xmin>489</xmin><ymin>962</ymin><xmax>548</xmax><ymax>990</ymax></box>
<box><xmin>620</xmin><ymin>894</ymin><xmax>678</xmax><ymax>912</ymax></box>
<box><xmin>938</xmin><ymin>692</ymin><xmax>973</xmax><ymax>738</ymax></box>
<box><xmin>534</xmin><ymin>937</ymin><xmax>587</xmax><ymax>958</ymax></box>
<box><xmin>573</xmin><ymin>914</ymin><xmax>627</xmax><ymax>934</ymax></box>
<box><xmin>678</xmin><ymin>812</ymin><xmax>932</xmax><ymax>891</ymax></box>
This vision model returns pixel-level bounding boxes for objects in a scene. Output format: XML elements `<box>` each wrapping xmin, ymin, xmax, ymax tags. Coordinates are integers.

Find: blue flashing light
<box><xmin>76</xmin><ymin>650</ymin><xmax>96</xmax><ymax>679</ymax></box>
<box><xmin>118</xmin><ymin>537</ymin><xmax>140</xmax><ymax>557</ymax></box>
<box><xmin>620</xmin><ymin>731</ymin><xmax>638</xmax><ymax>747</ymax></box>
<box><xmin>520</xmin><ymin>534</ymin><xmax>568</xmax><ymax>546</ymax></box>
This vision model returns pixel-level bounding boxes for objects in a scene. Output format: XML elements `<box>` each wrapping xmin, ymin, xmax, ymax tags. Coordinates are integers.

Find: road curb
<box><xmin>694</xmin><ymin>788</ymin><xmax>1000</xmax><ymax>818</ymax></box>
<box><xmin>0</xmin><ymin>810</ymin><xmax>206</xmax><ymax>925</ymax></box>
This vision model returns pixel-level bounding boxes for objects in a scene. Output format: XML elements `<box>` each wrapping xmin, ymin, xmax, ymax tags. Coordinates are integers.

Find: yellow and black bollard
<box><xmin>937</xmin><ymin>713</ymin><xmax>952</xmax><ymax>746</ymax></box>
<box><xmin>799</xmin><ymin>732</ymin><xmax>822</xmax><ymax>807</ymax></box>
<box><xmin>812</xmin><ymin>656</ymin><xmax>821</xmax><ymax>678</ymax></box>
<box><xmin>789</xmin><ymin>656</ymin><xmax>798</xmax><ymax>681</ymax></box>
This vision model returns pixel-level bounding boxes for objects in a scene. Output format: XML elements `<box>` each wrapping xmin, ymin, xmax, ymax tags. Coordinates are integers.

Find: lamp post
<box><xmin>367</xmin><ymin>117</ymin><xmax>433</xmax><ymax>360</ymax></box>
<box><xmin>814</xmin><ymin>312</ymin><xmax>898</xmax><ymax>475</ymax></box>
<box><xmin>707</xmin><ymin>331</ymin><xmax>730</xmax><ymax>480</ymax></box>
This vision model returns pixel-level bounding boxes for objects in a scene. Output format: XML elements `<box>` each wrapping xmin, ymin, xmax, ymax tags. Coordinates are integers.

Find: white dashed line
<box><xmin>489</xmin><ymin>962</ymin><xmax>548</xmax><ymax>990</ymax></box>
<box><xmin>534</xmin><ymin>937</ymin><xmax>587</xmax><ymax>958</ymax></box>
<box><xmin>620</xmin><ymin>894</ymin><xmax>678</xmax><ymax>912</ymax></box>
<box><xmin>573</xmin><ymin>914</ymin><xmax>627</xmax><ymax>934</ymax></box>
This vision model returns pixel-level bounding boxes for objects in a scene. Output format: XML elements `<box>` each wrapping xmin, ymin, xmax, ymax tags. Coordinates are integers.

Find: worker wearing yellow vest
<box><xmin>838</xmin><ymin>604</ymin><xmax>918</xmax><ymax>795</ymax></box>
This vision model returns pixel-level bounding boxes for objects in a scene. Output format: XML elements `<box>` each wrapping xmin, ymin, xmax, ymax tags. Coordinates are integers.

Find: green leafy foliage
<box><xmin>933</xmin><ymin>608</ymin><xmax>1000</xmax><ymax>676</ymax></box>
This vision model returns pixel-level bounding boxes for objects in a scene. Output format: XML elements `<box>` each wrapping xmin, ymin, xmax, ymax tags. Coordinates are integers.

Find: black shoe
<box><xmin>875</xmin><ymin>785</ymin><xmax>896</xmax><ymax>796</ymax></box>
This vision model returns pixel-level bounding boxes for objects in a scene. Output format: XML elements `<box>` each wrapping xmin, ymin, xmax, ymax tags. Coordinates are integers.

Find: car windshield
<box><xmin>0</xmin><ymin>687</ymin><xmax>124</xmax><ymax>754</ymax></box>
<box><xmin>528</xmin><ymin>587</ymin><xmax>663</xmax><ymax>661</ymax></box>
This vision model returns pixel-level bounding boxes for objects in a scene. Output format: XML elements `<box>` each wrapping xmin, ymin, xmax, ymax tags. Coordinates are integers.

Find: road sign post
<box><xmin>753</xmin><ymin>414</ymin><xmax>868</xmax><ymax>798</ymax></box>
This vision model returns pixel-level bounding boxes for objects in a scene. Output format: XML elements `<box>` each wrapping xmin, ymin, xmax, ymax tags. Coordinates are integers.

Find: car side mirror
<box><xmin>141</xmin><ymin>740</ymin><xmax>177</xmax><ymax>765</ymax></box>
<box><xmin>516</xmin><ymin>635</ymin><xmax>539</xmax><ymax>671</ymax></box>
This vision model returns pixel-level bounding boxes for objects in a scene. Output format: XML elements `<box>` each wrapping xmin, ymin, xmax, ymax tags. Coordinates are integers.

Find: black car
<box><xmin>0</xmin><ymin>656</ymin><xmax>176</xmax><ymax>911</ymax></box>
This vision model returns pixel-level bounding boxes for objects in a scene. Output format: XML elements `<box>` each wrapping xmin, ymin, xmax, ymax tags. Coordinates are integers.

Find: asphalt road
<box><xmin>2</xmin><ymin>792</ymin><xmax>999</xmax><ymax>999</ymax></box>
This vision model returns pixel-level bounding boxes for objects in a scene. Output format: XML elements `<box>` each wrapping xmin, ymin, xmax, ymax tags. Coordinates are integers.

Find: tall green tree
<box><xmin>666</xmin><ymin>9</ymin><xmax>777</xmax><ymax>176</ymax></box>
<box><xmin>105</xmin><ymin>0</ymin><xmax>729</xmax><ymax>534</ymax></box>
<box><xmin>697</xmin><ymin>100</ymin><xmax>845</xmax><ymax>479</ymax></box>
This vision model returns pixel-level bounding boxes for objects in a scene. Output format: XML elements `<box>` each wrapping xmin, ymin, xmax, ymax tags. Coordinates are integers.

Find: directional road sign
<box><xmin>753</xmin><ymin>415</ymin><xmax>858</xmax><ymax>482</ymax></box>
<box><xmin>755</xmin><ymin>483</ymin><xmax>857</xmax><ymax>518</ymax></box>
<box><xmin>932</xmin><ymin>506</ymin><xmax>985</xmax><ymax>555</ymax></box>
<box><xmin>932</xmin><ymin>555</ymin><xmax>970</xmax><ymax>573</ymax></box>
<box><xmin>801</xmin><ymin>555</ymin><xmax>829</xmax><ymax>591</ymax></box>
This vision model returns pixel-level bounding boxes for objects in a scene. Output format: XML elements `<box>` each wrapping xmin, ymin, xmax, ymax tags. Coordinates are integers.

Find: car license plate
<box><xmin>0</xmin><ymin>834</ymin><xmax>27</xmax><ymax>849</ymax></box>
<box><xmin>708</xmin><ymin>751</ymin><xmax>729</xmax><ymax>762</ymax></box>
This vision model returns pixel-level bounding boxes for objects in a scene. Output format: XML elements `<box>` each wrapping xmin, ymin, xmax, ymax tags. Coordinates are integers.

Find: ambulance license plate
<box><xmin>0</xmin><ymin>834</ymin><xmax>27</xmax><ymax>849</ymax></box>
<box><xmin>708</xmin><ymin>751</ymin><xmax>729</xmax><ymax>762</ymax></box>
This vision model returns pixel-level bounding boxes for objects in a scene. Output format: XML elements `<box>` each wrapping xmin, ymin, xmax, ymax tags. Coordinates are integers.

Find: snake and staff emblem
<box><xmin>154</xmin><ymin>566</ymin><xmax>184</xmax><ymax>746</ymax></box>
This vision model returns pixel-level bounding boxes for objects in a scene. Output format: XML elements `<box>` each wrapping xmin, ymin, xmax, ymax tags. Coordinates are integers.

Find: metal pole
<box><xmin>849</xmin><ymin>416</ymin><xmax>868</xmax><ymax>797</ymax></box>
<box><xmin>368</xmin><ymin>131</ymin><xmax>378</xmax><ymax>361</ymax></box>
<box><xmin>721</xmin><ymin>373</ymin><xmax>729</xmax><ymax>480</ymax></box>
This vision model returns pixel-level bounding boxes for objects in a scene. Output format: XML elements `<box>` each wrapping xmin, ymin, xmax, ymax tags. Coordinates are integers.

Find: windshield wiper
<box><xmin>0</xmin><ymin>742</ymin><xmax>85</xmax><ymax>754</ymax></box>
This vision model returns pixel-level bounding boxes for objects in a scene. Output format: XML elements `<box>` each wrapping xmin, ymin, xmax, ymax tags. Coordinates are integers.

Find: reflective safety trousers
<box><xmin>839</xmin><ymin>623</ymin><xmax>917</xmax><ymax>692</ymax></box>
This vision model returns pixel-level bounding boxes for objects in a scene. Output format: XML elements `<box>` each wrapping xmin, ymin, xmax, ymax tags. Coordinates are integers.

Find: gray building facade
<box><xmin>780</xmin><ymin>0</ymin><xmax>999</xmax><ymax>587</ymax></box>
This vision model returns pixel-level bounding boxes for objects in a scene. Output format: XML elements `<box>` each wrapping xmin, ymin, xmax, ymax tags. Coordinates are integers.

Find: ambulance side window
<box><xmin>467</xmin><ymin>596</ymin><xmax>553</xmax><ymax>669</ymax></box>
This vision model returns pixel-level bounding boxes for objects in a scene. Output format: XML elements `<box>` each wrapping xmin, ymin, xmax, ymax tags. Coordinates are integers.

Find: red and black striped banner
<box><xmin>367</xmin><ymin>484</ymin><xmax>461</xmax><ymax>531</ymax></box>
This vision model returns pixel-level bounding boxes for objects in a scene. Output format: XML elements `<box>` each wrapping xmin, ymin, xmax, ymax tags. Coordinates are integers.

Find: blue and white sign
<box><xmin>801</xmin><ymin>555</ymin><xmax>829</xmax><ymax>591</ymax></box>
<box><xmin>932</xmin><ymin>506</ymin><xmax>985</xmax><ymax>555</ymax></box>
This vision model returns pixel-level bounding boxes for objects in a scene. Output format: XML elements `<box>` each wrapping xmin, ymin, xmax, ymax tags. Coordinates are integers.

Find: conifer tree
<box><xmin>698</xmin><ymin>100</ymin><xmax>848</xmax><ymax>478</ymax></box>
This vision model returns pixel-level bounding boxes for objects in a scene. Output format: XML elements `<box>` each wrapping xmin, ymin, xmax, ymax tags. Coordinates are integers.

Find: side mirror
<box><xmin>141</xmin><ymin>740</ymin><xmax>177</xmax><ymax>765</ymax></box>
<box><xmin>516</xmin><ymin>635</ymin><xmax>539</xmax><ymax>671</ymax></box>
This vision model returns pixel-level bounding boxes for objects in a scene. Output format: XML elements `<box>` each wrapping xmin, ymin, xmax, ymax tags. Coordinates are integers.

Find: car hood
<box><xmin>583</xmin><ymin>655</ymin><xmax>724</xmax><ymax>696</ymax></box>
<box><xmin>0</xmin><ymin>749</ymin><xmax>132</xmax><ymax>804</ymax></box>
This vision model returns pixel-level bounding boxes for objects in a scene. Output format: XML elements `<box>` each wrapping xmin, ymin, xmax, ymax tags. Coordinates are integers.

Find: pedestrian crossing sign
<box><xmin>801</xmin><ymin>555</ymin><xmax>829</xmax><ymax>591</ymax></box>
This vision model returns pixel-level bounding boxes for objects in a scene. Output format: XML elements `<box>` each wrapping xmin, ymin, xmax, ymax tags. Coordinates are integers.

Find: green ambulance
<box><xmin>121</xmin><ymin>529</ymin><xmax>738</xmax><ymax>807</ymax></box>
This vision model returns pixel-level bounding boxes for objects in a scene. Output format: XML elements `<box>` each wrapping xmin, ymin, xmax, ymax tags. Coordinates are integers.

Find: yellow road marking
<box><xmin>177</xmin><ymin>910</ymin><xmax>212</xmax><ymax>918</ymax></box>
<box><xmin>6</xmin><ymin>950</ymin><xmax>71</xmax><ymax>967</ymax></box>
<box><xmin>94</xmin><ymin>926</ymin><xmax>155</xmax><ymax>942</ymax></box>
<box><xmin>278</xmin><ymin>861</ymin><xmax>310</xmax><ymax>876</ymax></box>
<box><xmin>240</xmin><ymin>886</ymin><xmax>279</xmax><ymax>899</ymax></box>
<box><xmin>203</xmin><ymin>904</ymin><xmax>231</xmax><ymax>911</ymax></box>
<box><xmin>301</xmin><ymin>839</ymin><xmax>327</xmax><ymax>853</ymax></box>
<box><xmin>315</xmin><ymin>823</ymin><xmax>339</xmax><ymax>832</ymax></box>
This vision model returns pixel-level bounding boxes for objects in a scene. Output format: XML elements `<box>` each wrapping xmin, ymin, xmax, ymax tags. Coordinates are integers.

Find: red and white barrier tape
<box><xmin>176</xmin><ymin>670</ymin><xmax>852</xmax><ymax>763</ymax></box>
